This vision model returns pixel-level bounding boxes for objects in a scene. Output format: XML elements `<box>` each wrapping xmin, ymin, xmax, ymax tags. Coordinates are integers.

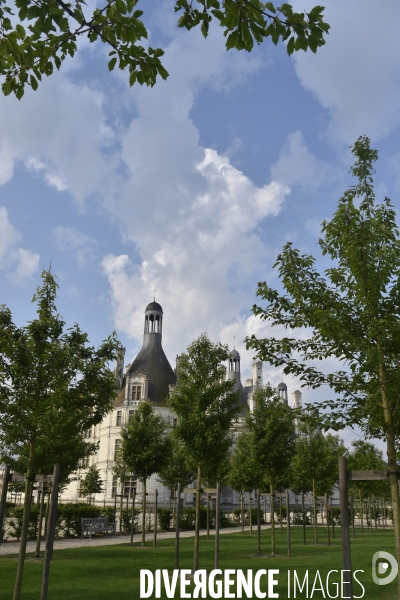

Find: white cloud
<box><xmin>291</xmin><ymin>0</ymin><xmax>400</xmax><ymax>144</ymax></box>
<box><xmin>0</xmin><ymin>207</ymin><xmax>39</xmax><ymax>281</ymax></box>
<box><xmin>270</xmin><ymin>130</ymin><xmax>333</xmax><ymax>189</ymax></box>
<box><xmin>0</xmin><ymin>75</ymin><xmax>117</xmax><ymax>208</ymax></box>
<box><xmin>52</xmin><ymin>226</ymin><xmax>97</xmax><ymax>266</ymax></box>
<box><xmin>0</xmin><ymin>5</ymin><xmax>286</xmax><ymax>380</ymax></box>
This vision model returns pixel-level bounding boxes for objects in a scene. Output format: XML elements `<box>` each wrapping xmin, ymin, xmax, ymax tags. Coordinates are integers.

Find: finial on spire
<box><xmin>234</xmin><ymin>336</ymin><xmax>235</xmax><ymax>350</ymax></box>
<box><xmin>154</xmin><ymin>288</ymin><xmax>156</xmax><ymax>302</ymax></box>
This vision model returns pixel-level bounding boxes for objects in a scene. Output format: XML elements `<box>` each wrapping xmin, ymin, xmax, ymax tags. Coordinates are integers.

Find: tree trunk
<box><xmin>241</xmin><ymin>493</ymin><xmax>244</xmax><ymax>533</ymax></box>
<box><xmin>172</xmin><ymin>487</ymin><xmax>176</xmax><ymax>530</ymax></box>
<box><xmin>378</xmin><ymin>360</ymin><xmax>400</xmax><ymax>597</ymax></box>
<box><xmin>35</xmin><ymin>487</ymin><xmax>46</xmax><ymax>558</ymax></box>
<box><xmin>302</xmin><ymin>492</ymin><xmax>306</xmax><ymax>545</ymax></box>
<box><xmin>194</xmin><ymin>464</ymin><xmax>202</xmax><ymax>572</ymax></box>
<box><xmin>249</xmin><ymin>491</ymin><xmax>253</xmax><ymax>534</ymax></box>
<box><xmin>312</xmin><ymin>478</ymin><xmax>318</xmax><ymax>544</ymax></box>
<box><xmin>358</xmin><ymin>492</ymin><xmax>363</xmax><ymax>533</ymax></box>
<box><xmin>13</xmin><ymin>438</ymin><xmax>35</xmax><ymax>600</ymax></box>
<box><xmin>206</xmin><ymin>494</ymin><xmax>210</xmax><ymax>539</ymax></box>
<box><xmin>44</xmin><ymin>492</ymin><xmax>50</xmax><ymax>540</ymax></box>
<box><xmin>270</xmin><ymin>482</ymin><xmax>275</xmax><ymax>556</ymax></box>
<box><xmin>141</xmin><ymin>479</ymin><xmax>146</xmax><ymax>546</ymax></box>
<box><xmin>120</xmin><ymin>480</ymin><xmax>125</xmax><ymax>533</ymax></box>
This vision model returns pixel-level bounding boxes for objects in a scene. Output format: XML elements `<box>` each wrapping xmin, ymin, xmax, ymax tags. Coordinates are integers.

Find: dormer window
<box><xmin>131</xmin><ymin>385</ymin><xmax>142</xmax><ymax>401</ymax></box>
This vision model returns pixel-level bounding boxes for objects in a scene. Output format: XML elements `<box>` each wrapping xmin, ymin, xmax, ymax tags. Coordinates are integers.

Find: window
<box><xmin>124</xmin><ymin>477</ymin><xmax>137</xmax><ymax>499</ymax></box>
<box><xmin>129</xmin><ymin>410</ymin><xmax>135</xmax><ymax>420</ymax></box>
<box><xmin>81</xmin><ymin>457</ymin><xmax>89</xmax><ymax>468</ymax></box>
<box><xmin>114</xmin><ymin>439</ymin><xmax>121</xmax><ymax>461</ymax></box>
<box><xmin>131</xmin><ymin>385</ymin><xmax>142</xmax><ymax>401</ymax></box>
<box><xmin>83</xmin><ymin>428</ymin><xmax>91</xmax><ymax>439</ymax></box>
<box><xmin>116</xmin><ymin>411</ymin><xmax>122</xmax><ymax>426</ymax></box>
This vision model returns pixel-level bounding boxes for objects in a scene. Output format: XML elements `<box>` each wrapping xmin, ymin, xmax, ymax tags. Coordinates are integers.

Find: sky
<box><xmin>1</xmin><ymin>0</ymin><xmax>399</xmax><ymax>451</ymax></box>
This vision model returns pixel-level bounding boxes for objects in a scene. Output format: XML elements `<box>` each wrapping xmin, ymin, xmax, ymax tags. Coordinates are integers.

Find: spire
<box><xmin>144</xmin><ymin>300</ymin><xmax>163</xmax><ymax>335</ymax></box>
<box><xmin>126</xmin><ymin>300</ymin><xmax>176</xmax><ymax>405</ymax></box>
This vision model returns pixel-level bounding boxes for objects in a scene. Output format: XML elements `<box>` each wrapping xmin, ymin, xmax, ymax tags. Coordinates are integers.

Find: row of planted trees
<box><xmin>112</xmin><ymin>338</ymin><xmax>391</xmax><ymax>568</ymax></box>
<box><xmin>0</xmin><ymin>270</ymin><xmax>121</xmax><ymax>600</ymax></box>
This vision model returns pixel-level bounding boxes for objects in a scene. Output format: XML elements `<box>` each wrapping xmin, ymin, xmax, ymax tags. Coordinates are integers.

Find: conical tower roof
<box><xmin>125</xmin><ymin>301</ymin><xmax>176</xmax><ymax>405</ymax></box>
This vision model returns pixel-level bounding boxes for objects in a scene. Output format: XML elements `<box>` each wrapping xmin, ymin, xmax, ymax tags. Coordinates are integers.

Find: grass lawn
<box><xmin>0</xmin><ymin>527</ymin><xmax>398</xmax><ymax>599</ymax></box>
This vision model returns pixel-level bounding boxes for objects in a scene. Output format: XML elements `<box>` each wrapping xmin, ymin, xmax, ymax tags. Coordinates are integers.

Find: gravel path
<box><xmin>0</xmin><ymin>525</ymin><xmax>271</xmax><ymax>556</ymax></box>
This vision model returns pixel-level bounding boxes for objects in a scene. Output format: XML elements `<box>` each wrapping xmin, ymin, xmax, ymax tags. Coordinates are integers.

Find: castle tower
<box><xmin>292</xmin><ymin>390</ymin><xmax>302</xmax><ymax>409</ymax></box>
<box><xmin>252</xmin><ymin>360</ymin><xmax>263</xmax><ymax>389</ymax></box>
<box><xmin>277</xmin><ymin>381</ymin><xmax>288</xmax><ymax>406</ymax></box>
<box><xmin>115</xmin><ymin>345</ymin><xmax>126</xmax><ymax>389</ymax></box>
<box><xmin>228</xmin><ymin>349</ymin><xmax>242</xmax><ymax>393</ymax></box>
<box><xmin>124</xmin><ymin>301</ymin><xmax>176</xmax><ymax>405</ymax></box>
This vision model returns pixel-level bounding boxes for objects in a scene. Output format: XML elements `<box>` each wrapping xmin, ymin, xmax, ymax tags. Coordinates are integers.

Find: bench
<box><xmin>81</xmin><ymin>517</ymin><xmax>116</xmax><ymax>539</ymax></box>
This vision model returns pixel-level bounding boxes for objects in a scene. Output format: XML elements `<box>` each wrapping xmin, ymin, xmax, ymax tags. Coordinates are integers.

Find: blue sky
<box><xmin>0</xmin><ymin>0</ymin><xmax>399</xmax><ymax>448</ymax></box>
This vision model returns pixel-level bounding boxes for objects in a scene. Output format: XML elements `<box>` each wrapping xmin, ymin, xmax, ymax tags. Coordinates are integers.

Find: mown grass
<box><xmin>0</xmin><ymin>527</ymin><xmax>397</xmax><ymax>599</ymax></box>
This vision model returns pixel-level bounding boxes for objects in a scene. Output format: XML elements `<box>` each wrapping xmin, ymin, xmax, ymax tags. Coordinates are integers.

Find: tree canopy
<box><xmin>0</xmin><ymin>269</ymin><xmax>118</xmax><ymax>600</ymax></box>
<box><xmin>121</xmin><ymin>400</ymin><xmax>171</xmax><ymax>545</ymax></box>
<box><xmin>79</xmin><ymin>464</ymin><xmax>104</xmax><ymax>498</ymax></box>
<box><xmin>169</xmin><ymin>332</ymin><xmax>240</xmax><ymax>570</ymax></box>
<box><xmin>347</xmin><ymin>439</ymin><xmax>389</xmax><ymax>501</ymax></box>
<box><xmin>245</xmin><ymin>135</ymin><xmax>400</xmax><ymax>587</ymax></box>
<box><xmin>0</xmin><ymin>1</ymin><xmax>330</xmax><ymax>98</ymax></box>
<box><xmin>245</xmin><ymin>384</ymin><xmax>295</xmax><ymax>554</ymax></box>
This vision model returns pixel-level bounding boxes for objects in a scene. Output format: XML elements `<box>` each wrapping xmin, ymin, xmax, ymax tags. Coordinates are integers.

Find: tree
<box><xmin>245</xmin><ymin>135</ymin><xmax>400</xmax><ymax>591</ymax></box>
<box><xmin>0</xmin><ymin>269</ymin><xmax>118</xmax><ymax>600</ymax></box>
<box><xmin>246</xmin><ymin>385</ymin><xmax>296</xmax><ymax>554</ymax></box>
<box><xmin>0</xmin><ymin>1</ymin><xmax>330</xmax><ymax>99</ymax></box>
<box><xmin>228</xmin><ymin>431</ymin><xmax>260</xmax><ymax>532</ymax></box>
<box><xmin>168</xmin><ymin>333</ymin><xmax>240</xmax><ymax>571</ymax></box>
<box><xmin>347</xmin><ymin>440</ymin><xmax>389</xmax><ymax>530</ymax></box>
<box><xmin>112</xmin><ymin>449</ymin><xmax>135</xmax><ymax>532</ymax></box>
<box><xmin>291</xmin><ymin>425</ymin><xmax>343</xmax><ymax>542</ymax></box>
<box><xmin>121</xmin><ymin>400</ymin><xmax>171</xmax><ymax>546</ymax></box>
<box><xmin>79</xmin><ymin>465</ymin><xmax>104</xmax><ymax>501</ymax></box>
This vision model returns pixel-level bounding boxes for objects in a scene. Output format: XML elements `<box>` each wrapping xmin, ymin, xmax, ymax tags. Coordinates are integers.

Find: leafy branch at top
<box><xmin>0</xmin><ymin>0</ymin><xmax>329</xmax><ymax>98</ymax></box>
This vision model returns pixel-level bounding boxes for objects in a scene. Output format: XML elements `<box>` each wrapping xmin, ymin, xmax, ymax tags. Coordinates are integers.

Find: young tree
<box><xmin>79</xmin><ymin>465</ymin><xmax>104</xmax><ymax>502</ymax></box>
<box><xmin>291</xmin><ymin>425</ymin><xmax>343</xmax><ymax>542</ymax></box>
<box><xmin>228</xmin><ymin>431</ymin><xmax>260</xmax><ymax>532</ymax></box>
<box><xmin>246</xmin><ymin>385</ymin><xmax>296</xmax><ymax>554</ymax></box>
<box><xmin>0</xmin><ymin>270</ymin><xmax>118</xmax><ymax>600</ymax></box>
<box><xmin>347</xmin><ymin>440</ymin><xmax>389</xmax><ymax>530</ymax></box>
<box><xmin>157</xmin><ymin>431</ymin><xmax>195</xmax><ymax>493</ymax></box>
<box><xmin>169</xmin><ymin>333</ymin><xmax>240</xmax><ymax>571</ymax></box>
<box><xmin>246</xmin><ymin>136</ymin><xmax>400</xmax><ymax>590</ymax></box>
<box><xmin>121</xmin><ymin>400</ymin><xmax>171</xmax><ymax>546</ymax></box>
<box><xmin>112</xmin><ymin>449</ymin><xmax>135</xmax><ymax>532</ymax></box>
<box><xmin>0</xmin><ymin>2</ymin><xmax>329</xmax><ymax>99</ymax></box>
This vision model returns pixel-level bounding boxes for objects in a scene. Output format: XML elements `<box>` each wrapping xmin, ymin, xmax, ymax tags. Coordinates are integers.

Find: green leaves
<box><xmin>121</xmin><ymin>401</ymin><xmax>171</xmax><ymax>481</ymax></box>
<box><xmin>175</xmin><ymin>0</ymin><xmax>329</xmax><ymax>54</ymax></box>
<box><xmin>169</xmin><ymin>333</ymin><xmax>240</xmax><ymax>469</ymax></box>
<box><xmin>0</xmin><ymin>269</ymin><xmax>119</xmax><ymax>478</ymax></box>
<box><xmin>0</xmin><ymin>0</ymin><xmax>329</xmax><ymax>98</ymax></box>
<box><xmin>246</xmin><ymin>137</ymin><xmax>400</xmax><ymax>444</ymax></box>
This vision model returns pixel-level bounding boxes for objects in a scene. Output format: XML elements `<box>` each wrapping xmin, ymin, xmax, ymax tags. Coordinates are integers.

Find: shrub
<box><xmin>8</xmin><ymin>505</ymin><xmax>39</xmax><ymax>541</ymax></box>
<box><xmin>157</xmin><ymin>508</ymin><xmax>171</xmax><ymax>532</ymax></box>
<box><xmin>120</xmin><ymin>508</ymin><xmax>140</xmax><ymax>532</ymax></box>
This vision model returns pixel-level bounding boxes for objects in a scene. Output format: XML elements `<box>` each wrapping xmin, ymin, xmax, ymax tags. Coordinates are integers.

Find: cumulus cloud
<box><xmin>270</xmin><ymin>130</ymin><xmax>333</xmax><ymax>189</ymax></box>
<box><xmin>0</xmin><ymin>5</ymin><xmax>286</xmax><ymax>380</ymax></box>
<box><xmin>0</xmin><ymin>74</ymin><xmax>116</xmax><ymax>207</ymax></box>
<box><xmin>291</xmin><ymin>0</ymin><xmax>400</xmax><ymax>144</ymax></box>
<box><xmin>0</xmin><ymin>207</ymin><xmax>39</xmax><ymax>281</ymax></box>
<box><xmin>52</xmin><ymin>226</ymin><xmax>97</xmax><ymax>266</ymax></box>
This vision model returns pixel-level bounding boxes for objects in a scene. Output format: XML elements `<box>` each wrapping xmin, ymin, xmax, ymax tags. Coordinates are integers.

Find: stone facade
<box><xmin>61</xmin><ymin>301</ymin><xmax>303</xmax><ymax>508</ymax></box>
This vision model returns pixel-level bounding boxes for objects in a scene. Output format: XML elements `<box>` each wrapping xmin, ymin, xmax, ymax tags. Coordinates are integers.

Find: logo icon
<box><xmin>372</xmin><ymin>551</ymin><xmax>398</xmax><ymax>585</ymax></box>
